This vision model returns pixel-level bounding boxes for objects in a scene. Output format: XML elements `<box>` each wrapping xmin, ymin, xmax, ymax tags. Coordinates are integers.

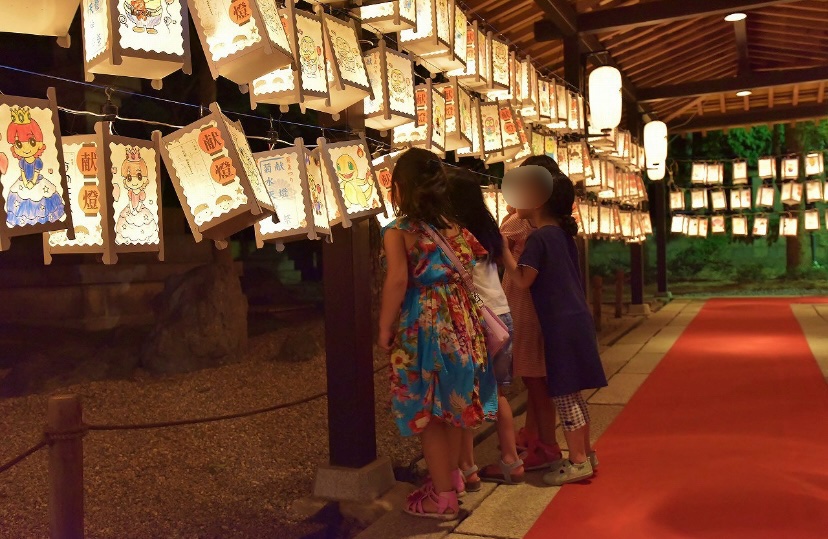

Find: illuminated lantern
<box><xmin>780</xmin><ymin>215</ymin><xmax>798</xmax><ymax>236</ymax></box>
<box><xmin>487</xmin><ymin>33</ymin><xmax>511</xmax><ymax>93</ymax></box>
<box><xmin>0</xmin><ymin>1</ymin><xmax>78</xmax><ymax>47</ymax></box>
<box><xmin>732</xmin><ymin>215</ymin><xmax>748</xmax><ymax>236</ymax></box>
<box><xmin>372</xmin><ymin>151</ymin><xmax>403</xmax><ymax>228</ymax></box>
<box><xmin>757</xmin><ymin>185</ymin><xmax>775</xmax><ymax>207</ymax></box>
<box><xmin>45</xmin><ymin>122</ymin><xmax>165</xmax><ymax>264</ymax></box>
<box><xmin>354</xmin><ymin>0</ymin><xmax>416</xmax><ymax>34</ymax></box>
<box><xmin>504</xmin><ymin>114</ymin><xmax>532</xmax><ymax>169</ymax></box>
<box><xmin>187</xmin><ymin>0</ymin><xmax>294</xmax><ymax>85</ymax></box>
<box><xmin>567</xmin><ymin>91</ymin><xmax>585</xmax><ymax>132</ymax></box>
<box><xmin>484</xmin><ymin>101</ymin><xmax>522</xmax><ymax>165</ymax></box>
<box><xmin>739</xmin><ymin>187</ymin><xmax>752</xmax><ymax>209</ymax></box>
<box><xmin>783</xmin><ymin>156</ymin><xmax>799</xmax><ymax>180</ymax></box>
<box><xmin>476</xmin><ymin>100</ymin><xmax>503</xmax><ymax>162</ymax></box>
<box><xmin>363</xmin><ymin>40</ymin><xmax>416</xmax><ymax>132</ymax></box>
<box><xmin>753</xmin><ymin>215</ymin><xmax>769</xmax><ymax>236</ymax></box>
<box><xmin>557</xmin><ymin>144</ymin><xmax>569</xmax><ymax>176</ymax></box>
<box><xmin>707</xmin><ymin>163</ymin><xmax>724</xmax><ymax>185</ymax></box>
<box><xmin>643</xmin><ymin>121</ymin><xmax>666</xmax><ymax>180</ymax></box>
<box><xmin>669</xmin><ymin>190</ymin><xmax>685</xmax><ymax>211</ymax></box>
<box><xmin>392</xmin><ymin>79</ymin><xmax>431</xmax><ymax>150</ymax></box>
<box><xmin>804</xmin><ymin>209</ymin><xmax>820</xmax><ymax>231</ymax></box>
<box><xmin>780</xmin><ymin>182</ymin><xmax>802</xmax><ymax>205</ymax></box>
<box><xmin>689</xmin><ymin>189</ymin><xmax>705</xmax><ymax>210</ymax></box>
<box><xmin>554</xmin><ymin>81</ymin><xmax>568</xmax><ymax>124</ymax></box>
<box><xmin>710</xmin><ymin>189</ymin><xmax>727</xmax><ymax>211</ymax></box>
<box><xmin>249</xmin><ymin>4</ymin><xmax>326</xmax><ymax>112</ymax></box>
<box><xmin>732</xmin><ymin>160</ymin><xmax>748</xmax><ymax>184</ymax></box>
<box><xmin>537</xmin><ymin>78</ymin><xmax>552</xmax><ymax>124</ymax></box>
<box><xmin>691</xmin><ymin>162</ymin><xmax>707</xmax><ymax>184</ymax></box>
<box><xmin>588</xmin><ymin>66</ymin><xmax>622</xmax><ymax>132</ymax></box>
<box><xmin>670</xmin><ymin>214</ymin><xmax>685</xmax><ymax>234</ymax></box>
<box><xmin>518</xmin><ymin>60</ymin><xmax>539</xmax><ymax>122</ymax></box>
<box><xmin>253</xmin><ymin>138</ymin><xmax>330</xmax><ymax>251</ymax></box>
<box><xmin>805</xmin><ymin>152</ymin><xmax>824</xmax><ymax>176</ymax></box>
<box><xmin>697</xmin><ymin>216</ymin><xmax>709</xmax><ymax>238</ymax></box>
<box><xmin>730</xmin><ymin>188</ymin><xmax>743</xmax><ymax>210</ymax></box>
<box><xmin>567</xmin><ymin>142</ymin><xmax>586</xmax><ymax>180</ymax></box>
<box><xmin>805</xmin><ymin>179</ymin><xmax>823</xmax><ymax>203</ymax></box>
<box><xmin>586</xmin><ymin>156</ymin><xmax>603</xmax><ymax>192</ymax></box>
<box><xmin>530</xmin><ymin>130</ymin><xmax>544</xmax><ymax>158</ymax></box>
<box><xmin>448</xmin><ymin>21</ymin><xmax>488</xmax><ymax>90</ymax></box>
<box><xmin>316</xmin><ymin>136</ymin><xmax>385</xmax><ymax>228</ymax></box>
<box><xmin>456</xmin><ymin>97</ymin><xmax>483</xmax><ymax>159</ymax></box>
<box><xmin>757</xmin><ymin>156</ymin><xmax>776</xmax><ymax>179</ymax></box>
<box><xmin>619</xmin><ymin>209</ymin><xmax>633</xmax><ymax>239</ymax></box>
<box><xmin>436</xmin><ymin>79</ymin><xmax>473</xmax><ymax>151</ymax></box>
<box><xmin>0</xmin><ymin>89</ymin><xmax>73</xmax><ymax>252</ymax></box>
<box><xmin>159</xmin><ymin>103</ymin><xmax>276</xmax><ymax>247</ymax></box>
<box><xmin>420</xmin><ymin>4</ymin><xmax>467</xmax><ymax>72</ymax></box>
<box><xmin>399</xmin><ymin>0</ymin><xmax>453</xmax><ymax>60</ymax></box>
<box><xmin>482</xmin><ymin>186</ymin><xmax>499</xmax><ymax>221</ymax></box>
<box><xmin>640</xmin><ymin>211</ymin><xmax>653</xmax><ymax>235</ymax></box>
<box><xmin>80</xmin><ymin>0</ymin><xmax>191</xmax><ymax>89</ymax></box>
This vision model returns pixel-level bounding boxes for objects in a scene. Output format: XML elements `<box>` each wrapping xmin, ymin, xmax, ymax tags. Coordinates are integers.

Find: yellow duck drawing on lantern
<box><xmin>335</xmin><ymin>154</ymin><xmax>372</xmax><ymax>208</ymax></box>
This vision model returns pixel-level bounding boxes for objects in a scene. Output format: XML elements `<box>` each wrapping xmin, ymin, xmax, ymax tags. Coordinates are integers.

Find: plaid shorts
<box><xmin>552</xmin><ymin>392</ymin><xmax>591</xmax><ymax>432</ymax></box>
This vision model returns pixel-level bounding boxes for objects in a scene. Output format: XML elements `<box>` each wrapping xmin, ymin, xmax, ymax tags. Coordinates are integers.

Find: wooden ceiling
<box><xmin>460</xmin><ymin>0</ymin><xmax>828</xmax><ymax>133</ymax></box>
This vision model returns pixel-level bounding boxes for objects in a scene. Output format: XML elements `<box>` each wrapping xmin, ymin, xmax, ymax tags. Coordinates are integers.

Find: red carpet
<box><xmin>525</xmin><ymin>298</ymin><xmax>828</xmax><ymax>539</ymax></box>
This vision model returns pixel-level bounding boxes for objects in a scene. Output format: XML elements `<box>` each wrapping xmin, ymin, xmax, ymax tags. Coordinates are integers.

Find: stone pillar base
<box><xmin>313</xmin><ymin>456</ymin><xmax>396</xmax><ymax>503</ymax></box>
<box><xmin>655</xmin><ymin>291</ymin><xmax>673</xmax><ymax>300</ymax></box>
<box><xmin>629</xmin><ymin>303</ymin><xmax>652</xmax><ymax>315</ymax></box>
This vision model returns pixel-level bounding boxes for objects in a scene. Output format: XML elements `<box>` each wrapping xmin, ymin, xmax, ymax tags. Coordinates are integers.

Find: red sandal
<box><xmin>404</xmin><ymin>485</ymin><xmax>459</xmax><ymax>520</ymax></box>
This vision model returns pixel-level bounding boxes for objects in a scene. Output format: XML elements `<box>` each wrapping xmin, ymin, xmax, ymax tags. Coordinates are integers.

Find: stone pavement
<box><xmin>356</xmin><ymin>299</ymin><xmax>707</xmax><ymax>539</ymax></box>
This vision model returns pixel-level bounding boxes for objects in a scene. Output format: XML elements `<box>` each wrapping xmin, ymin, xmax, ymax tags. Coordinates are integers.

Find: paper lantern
<box><xmin>757</xmin><ymin>157</ymin><xmax>776</xmax><ymax>179</ymax></box>
<box><xmin>586</xmin><ymin>158</ymin><xmax>604</xmax><ymax>191</ymax></box>
<box><xmin>372</xmin><ymin>151</ymin><xmax>403</xmax><ymax>228</ymax></box>
<box><xmin>504</xmin><ymin>114</ymin><xmax>532</xmax><ymax>169</ymax></box>
<box><xmin>478</xmin><ymin>100</ymin><xmax>503</xmax><ymax>159</ymax></box>
<box><xmin>697</xmin><ymin>216</ymin><xmax>709</xmax><ymax>238</ymax></box>
<box><xmin>557</xmin><ymin>144</ymin><xmax>569</xmax><ymax>176</ymax></box>
<box><xmin>588</xmin><ymin>66</ymin><xmax>622</xmax><ymax>133</ymax></box>
<box><xmin>482</xmin><ymin>186</ymin><xmax>499</xmax><ymax>222</ymax></box>
<box><xmin>732</xmin><ymin>215</ymin><xmax>748</xmax><ymax>236</ymax></box>
<box><xmin>640</xmin><ymin>212</ymin><xmax>653</xmax><ymax>235</ymax></box>
<box><xmin>391</xmin><ymin>79</ymin><xmax>445</xmax><ymax>156</ymax></box>
<box><xmin>455</xmin><ymin>97</ymin><xmax>483</xmax><ymax>159</ymax></box>
<box><xmin>706</xmin><ymin>163</ymin><xmax>724</xmax><ymax>185</ymax></box>
<box><xmin>805</xmin><ymin>152</ymin><xmax>824</xmax><ymax>176</ymax></box>
<box><xmin>45</xmin><ymin>122</ymin><xmax>164</xmax><ymax>264</ymax></box>
<box><xmin>436</xmin><ymin>79</ymin><xmax>472</xmax><ymax>151</ymax></box>
<box><xmin>553</xmin><ymin>82</ymin><xmax>568</xmax><ymax>124</ymax></box>
<box><xmin>566</xmin><ymin>142</ymin><xmax>586</xmax><ymax>180</ymax></box>
<box><xmin>804</xmin><ymin>209</ymin><xmax>820</xmax><ymax>231</ymax></box>
<box><xmin>80</xmin><ymin>0</ymin><xmax>192</xmax><ymax>88</ymax></box>
<box><xmin>780</xmin><ymin>215</ymin><xmax>798</xmax><ymax>236</ymax></box>
<box><xmin>536</xmin><ymin>78</ymin><xmax>552</xmax><ymax>124</ymax></box>
<box><xmin>448</xmin><ymin>21</ymin><xmax>487</xmax><ymax>89</ymax></box>
<box><xmin>315</xmin><ymin>136</ymin><xmax>384</xmax><ymax>228</ymax></box>
<box><xmin>354</xmin><ymin>0</ymin><xmax>416</xmax><ymax>34</ymax></box>
<box><xmin>710</xmin><ymin>189</ymin><xmax>726</xmax><ymax>211</ymax></box>
<box><xmin>691</xmin><ymin>162</ymin><xmax>707</xmax><ymax>184</ymax></box>
<box><xmin>618</xmin><ymin>209</ymin><xmax>633</xmax><ymax>238</ymax></box>
<box><xmin>249</xmin><ymin>5</ymin><xmax>326</xmax><ymax>112</ymax></box>
<box><xmin>669</xmin><ymin>191</ymin><xmax>685</xmax><ymax>211</ymax></box>
<box><xmin>419</xmin><ymin>4</ymin><xmax>466</xmax><ymax>72</ymax></box>
<box><xmin>253</xmin><ymin>138</ymin><xmax>330</xmax><ymax>251</ymax></box>
<box><xmin>782</xmin><ymin>157</ymin><xmax>799</xmax><ymax>180</ymax></box>
<box><xmin>484</xmin><ymin>101</ymin><xmax>522</xmax><ymax>164</ymax></box>
<box><xmin>710</xmin><ymin>215</ymin><xmax>726</xmax><ymax>234</ymax></box>
<box><xmin>643</xmin><ymin>121</ymin><xmax>667</xmax><ymax>179</ymax></box>
<box><xmin>486</xmin><ymin>32</ymin><xmax>511</xmax><ymax>92</ymax></box>
<box><xmin>780</xmin><ymin>182</ymin><xmax>802</xmax><ymax>205</ymax></box>
<box><xmin>805</xmin><ymin>179</ymin><xmax>823</xmax><ymax>203</ymax></box>
<box><xmin>732</xmin><ymin>160</ymin><xmax>748</xmax><ymax>185</ymax></box>
<box><xmin>0</xmin><ymin>88</ymin><xmax>74</xmax><ymax>252</ymax></box>
<box><xmin>690</xmin><ymin>189</ymin><xmax>706</xmax><ymax>210</ymax></box>
<box><xmin>730</xmin><ymin>188</ymin><xmax>743</xmax><ymax>210</ymax></box>
<box><xmin>159</xmin><ymin>103</ymin><xmax>276</xmax><ymax>246</ymax></box>
<box><xmin>753</xmin><ymin>215</ymin><xmax>768</xmax><ymax>236</ymax></box>
<box><xmin>399</xmin><ymin>0</ymin><xmax>452</xmax><ymax>59</ymax></box>
<box><xmin>530</xmin><ymin>130</ymin><xmax>544</xmax><ymax>159</ymax></box>
<box><xmin>363</xmin><ymin>41</ymin><xmax>416</xmax><ymax>132</ymax></box>
<box><xmin>518</xmin><ymin>60</ymin><xmax>539</xmax><ymax>122</ymax></box>
<box><xmin>0</xmin><ymin>1</ymin><xmax>79</xmax><ymax>47</ymax></box>
<box><xmin>598</xmin><ymin>205</ymin><xmax>614</xmax><ymax>236</ymax></box>
<box><xmin>188</xmin><ymin>0</ymin><xmax>294</xmax><ymax>85</ymax></box>
<box><xmin>756</xmin><ymin>184</ymin><xmax>775</xmax><ymax>207</ymax></box>
<box><xmin>567</xmin><ymin>91</ymin><xmax>584</xmax><ymax>132</ymax></box>
<box><xmin>670</xmin><ymin>214</ymin><xmax>685</xmax><ymax>234</ymax></box>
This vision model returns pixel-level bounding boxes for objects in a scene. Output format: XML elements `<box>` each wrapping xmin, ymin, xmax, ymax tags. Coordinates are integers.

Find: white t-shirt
<box><xmin>472</xmin><ymin>260</ymin><xmax>510</xmax><ymax>316</ymax></box>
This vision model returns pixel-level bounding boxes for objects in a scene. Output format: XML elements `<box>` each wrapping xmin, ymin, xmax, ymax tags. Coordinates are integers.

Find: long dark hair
<box><xmin>390</xmin><ymin>148</ymin><xmax>453</xmax><ymax>229</ymax></box>
<box><xmin>446</xmin><ymin>169</ymin><xmax>502</xmax><ymax>261</ymax></box>
<box><xmin>521</xmin><ymin>155</ymin><xmax>578</xmax><ymax>236</ymax></box>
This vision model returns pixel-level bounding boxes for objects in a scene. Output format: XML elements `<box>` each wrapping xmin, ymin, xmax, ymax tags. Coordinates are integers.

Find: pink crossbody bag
<box><xmin>423</xmin><ymin>225</ymin><xmax>511</xmax><ymax>357</ymax></box>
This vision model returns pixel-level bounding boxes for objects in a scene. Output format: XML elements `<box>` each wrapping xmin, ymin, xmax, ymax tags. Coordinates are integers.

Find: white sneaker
<box><xmin>588</xmin><ymin>451</ymin><xmax>599</xmax><ymax>470</ymax></box>
<box><xmin>542</xmin><ymin>459</ymin><xmax>594</xmax><ymax>486</ymax></box>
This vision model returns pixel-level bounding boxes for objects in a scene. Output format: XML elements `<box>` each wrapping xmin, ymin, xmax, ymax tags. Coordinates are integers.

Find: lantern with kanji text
<box><xmin>363</xmin><ymin>40</ymin><xmax>416</xmax><ymax>132</ymax></box>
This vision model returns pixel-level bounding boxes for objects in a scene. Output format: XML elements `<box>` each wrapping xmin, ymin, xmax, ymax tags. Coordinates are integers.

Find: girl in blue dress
<box><xmin>501</xmin><ymin>165</ymin><xmax>608</xmax><ymax>486</ymax></box>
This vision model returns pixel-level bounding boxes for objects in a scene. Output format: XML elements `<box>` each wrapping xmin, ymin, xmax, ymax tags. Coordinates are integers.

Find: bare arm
<box><xmin>377</xmin><ymin>228</ymin><xmax>409</xmax><ymax>350</ymax></box>
<box><xmin>501</xmin><ymin>234</ymin><xmax>538</xmax><ymax>289</ymax></box>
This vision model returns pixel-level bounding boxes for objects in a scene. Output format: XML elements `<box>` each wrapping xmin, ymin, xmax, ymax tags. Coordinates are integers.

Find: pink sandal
<box><xmin>404</xmin><ymin>485</ymin><xmax>459</xmax><ymax>520</ymax></box>
<box><xmin>421</xmin><ymin>468</ymin><xmax>467</xmax><ymax>497</ymax></box>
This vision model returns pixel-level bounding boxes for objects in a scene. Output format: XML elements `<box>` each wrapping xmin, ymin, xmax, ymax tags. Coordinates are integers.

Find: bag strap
<box><xmin>422</xmin><ymin>225</ymin><xmax>481</xmax><ymax>305</ymax></box>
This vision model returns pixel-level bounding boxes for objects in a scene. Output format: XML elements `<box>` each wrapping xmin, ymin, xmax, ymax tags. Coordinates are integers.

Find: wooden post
<box><xmin>47</xmin><ymin>394</ymin><xmax>84</xmax><ymax>539</ymax></box>
<box><xmin>591</xmin><ymin>275</ymin><xmax>603</xmax><ymax>332</ymax></box>
<box><xmin>615</xmin><ymin>269</ymin><xmax>624</xmax><ymax>318</ymax></box>
<box><xmin>653</xmin><ymin>181</ymin><xmax>669</xmax><ymax>296</ymax></box>
<box><xmin>630</xmin><ymin>242</ymin><xmax>644</xmax><ymax>306</ymax></box>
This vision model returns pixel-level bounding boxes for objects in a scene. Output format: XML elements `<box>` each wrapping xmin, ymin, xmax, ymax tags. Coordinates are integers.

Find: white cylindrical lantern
<box><xmin>81</xmin><ymin>0</ymin><xmax>192</xmax><ymax>88</ymax></box>
<box><xmin>643</xmin><ymin>121</ymin><xmax>667</xmax><ymax>179</ymax></box>
<box><xmin>0</xmin><ymin>88</ymin><xmax>74</xmax><ymax>252</ymax></box>
<box><xmin>253</xmin><ymin>138</ymin><xmax>331</xmax><ymax>251</ymax></box>
<box><xmin>354</xmin><ymin>0</ymin><xmax>416</xmax><ymax>34</ymax></box>
<box><xmin>0</xmin><ymin>1</ymin><xmax>78</xmax><ymax>46</ymax></box>
<box><xmin>588</xmin><ymin>66</ymin><xmax>622</xmax><ymax>132</ymax></box>
<box><xmin>364</xmin><ymin>41</ymin><xmax>416</xmax><ymax>131</ymax></box>
<box><xmin>188</xmin><ymin>0</ymin><xmax>294</xmax><ymax>85</ymax></box>
<box><xmin>159</xmin><ymin>103</ymin><xmax>276</xmax><ymax>245</ymax></box>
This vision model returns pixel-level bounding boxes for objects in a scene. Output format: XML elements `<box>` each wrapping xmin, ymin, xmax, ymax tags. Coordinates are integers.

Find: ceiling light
<box><xmin>725</xmin><ymin>13</ymin><xmax>747</xmax><ymax>22</ymax></box>
<box><xmin>736</xmin><ymin>90</ymin><xmax>752</xmax><ymax>97</ymax></box>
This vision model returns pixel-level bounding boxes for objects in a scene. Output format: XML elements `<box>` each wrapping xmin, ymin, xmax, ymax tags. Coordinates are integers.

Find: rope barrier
<box><xmin>0</xmin><ymin>438</ymin><xmax>48</xmax><ymax>475</ymax></box>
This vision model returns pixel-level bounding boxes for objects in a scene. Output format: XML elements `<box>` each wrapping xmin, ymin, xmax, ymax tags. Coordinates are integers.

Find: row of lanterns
<box><xmin>672</xmin><ymin>180</ymin><xmax>828</xmax><ymax>212</ymax></box>
<box><xmin>671</xmin><ymin>211</ymin><xmax>826</xmax><ymax>238</ymax></box>
<box><xmin>691</xmin><ymin>152</ymin><xmax>825</xmax><ymax>185</ymax></box>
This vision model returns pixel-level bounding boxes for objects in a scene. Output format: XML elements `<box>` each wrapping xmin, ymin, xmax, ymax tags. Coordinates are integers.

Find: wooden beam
<box><xmin>768</xmin><ymin>86</ymin><xmax>774</xmax><ymax>108</ymax></box>
<box><xmin>663</xmin><ymin>96</ymin><xmax>706</xmax><ymax>122</ymax></box>
<box><xmin>819</xmin><ymin>81</ymin><xmax>825</xmax><ymax>103</ymax></box>
<box><xmin>720</xmin><ymin>93</ymin><xmax>727</xmax><ymax>113</ymax></box>
<box><xmin>669</xmin><ymin>103</ymin><xmax>828</xmax><ymax>132</ymax></box>
<box><xmin>733</xmin><ymin>18</ymin><xmax>751</xmax><ymax>76</ymax></box>
<box><xmin>744</xmin><ymin>95</ymin><xmax>750</xmax><ymax>110</ymax></box>
<box><xmin>577</xmin><ymin>0</ymin><xmax>800</xmax><ymax>35</ymax></box>
<box><xmin>792</xmin><ymin>84</ymin><xmax>800</xmax><ymax>106</ymax></box>
<box><xmin>638</xmin><ymin>65</ymin><xmax>828</xmax><ymax>101</ymax></box>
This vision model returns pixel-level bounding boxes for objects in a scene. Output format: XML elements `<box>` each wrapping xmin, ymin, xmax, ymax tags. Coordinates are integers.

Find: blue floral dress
<box><xmin>384</xmin><ymin>218</ymin><xmax>498</xmax><ymax>437</ymax></box>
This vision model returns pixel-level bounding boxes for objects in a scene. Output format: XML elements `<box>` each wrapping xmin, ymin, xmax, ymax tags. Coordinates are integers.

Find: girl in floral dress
<box><xmin>378</xmin><ymin>148</ymin><xmax>496</xmax><ymax>520</ymax></box>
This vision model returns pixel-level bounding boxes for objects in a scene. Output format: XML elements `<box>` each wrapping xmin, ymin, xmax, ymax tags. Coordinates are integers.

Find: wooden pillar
<box><xmin>653</xmin><ymin>181</ymin><xmax>669</xmax><ymax>296</ymax></box>
<box><xmin>630</xmin><ymin>242</ymin><xmax>644</xmax><ymax>305</ymax></box>
<box><xmin>47</xmin><ymin>395</ymin><xmax>85</xmax><ymax>539</ymax></box>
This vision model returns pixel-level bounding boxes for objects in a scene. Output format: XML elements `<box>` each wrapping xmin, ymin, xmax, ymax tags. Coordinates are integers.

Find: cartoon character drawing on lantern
<box><xmin>3</xmin><ymin>107</ymin><xmax>65</xmax><ymax>228</ymax></box>
<box><xmin>114</xmin><ymin>146</ymin><xmax>158</xmax><ymax>244</ymax></box>
<box><xmin>483</xmin><ymin>115</ymin><xmax>497</xmax><ymax>143</ymax></box>
<box><xmin>123</xmin><ymin>0</ymin><xmax>174</xmax><ymax>34</ymax></box>
<box><xmin>299</xmin><ymin>35</ymin><xmax>320</xmax><ymax>77</ymax></box>
<box><xmin>335</xmin><ymin>153</ymin><xmax>372</xmax><ymax>209</ymax></box>
<box><xmin>334</xmin><ymin>36</ymin><xmax>357</xmax><ymax>73</ymax></box>
<box><xmin>389</xmin><ymin>68</ymin><xmax>410</xmax><ymax>104</ymax></box>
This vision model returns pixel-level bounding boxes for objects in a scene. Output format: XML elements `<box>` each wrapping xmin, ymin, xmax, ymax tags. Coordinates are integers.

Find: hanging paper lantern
<box><xmin>707</xmin><ymin>163</ymin><xmax>724</xmax><ymax>185</ymax></box>
<box><xmin>477</xmin><ymin>100</ymin><xmax>503</xmax><ymax>160</ymax></box>
<box><xmin>448</xmin><ymin>21</ymin><xmax>487</xmax><ymax>89</ymax></box>
<box><xmin>588</xmin><ymin>66</ymin><xmax>622</xmax><ymax>133</ymax></box>
<box><xmin>805</xmin><ymin>179</ymin><xmax>823</xmax><ymax>203</ymax></box>
<box><xmin>757</xmin><ymin>157</ymin><xmax>776</xmax><ymax>179</ymax></box>
<box><xmin>482</xmin><ymin>186</ymin><xmax>499</xmax><ymax>221</ymax></box>
<box><xmin>780</xmin><ymin>215</ymin><xmax>798</xmax><ymax>236</ymax></box>
<box><xmin>504</xmin><ymin>114</ymin><xmax>532</xmax><ymax>169</ymax></box>
<box><xmin>455</xmin><ymin>97</ymin><xmax>483</xmax><ymax>159</ymax></box>
<box><xmin>484</xmin><ymin>101</ymin><xmax>522</xmax><ymax>164</ymax></box>
<box><xmin>690</xmin><ymin>189</ymin><xmax>706</xmax><ymax>210</ymax></box>
<box><xmin>536</xmin><ymin>78</ymin><xmax>552</xmax><ymax>125</ymax></box>
<box><xmin>729</xmin><ymin>188</ymin><xmax>743</xmax><ymax>210</ymax></box>
<box><xmin>249</xmin><ymin>4</ymin><xmax>326</xmax><ymax>112</ymax></box>
<box><xmin>435</xmin><ymin>79</ymin><xmax>473</xmax><ymax>151</ymax></box>
<box><xmin>640</xmin><ymin>211</ymin><xmax>653</xmax><ymax>235</ymax></box>
<box><xmin>354</xmin><ymin>0</ymin><xmax>416</xmax><ymax>34</ymax></box>
<box><xmin>618</xmin><ymin>209</ymin><xmax>633</xmax><ymax>239</ymax></box>
<box><xmin>0</xmin><ymin>1</ymin><xmax>78</xmax><ymax>47</ymax></box>
<box><xmin>159</xmin><ymin>103</ymin><xmax>276</xmax><ymax>246</ymax></box>
<box><xmin>643</xmin><ymin>121</ymin><xmax>667</xmax><ymax>180</ymax></box>
<box><xmin>315</xmin><ymin>136</ymin><xmax>385</xmax><ymax>228</ymax></box>
<box><xmin>753</xmin><ymin>215</ymin><xmax>769</xmax><ymax>236</ymax></box>
<box><xmin>669</xmin><ymin>190</ymin><xmax>685</xmax><ymax>211</ymax></box>
<box><xmin>732</xmin><ymin>215</ymin><xmax>748</xmax><ymax>236</ymax></box>
<box><xmin>392</xmin><ymin>79</ymin><xmax>445</xmax><ymax>155</ymax></box>
<box><xmin>670</xmin><ymin>214</ymin><xmax>685</xmax><ymax>234</ymax></box>
<box><xmin>0</xmin><ymin>88</ymin><xmax>73</xmax><ymax>252</ymax></box>
<box><xmin>691</xmin><ymin>162</ymin><xmax>707</xmax><ymax>184</ymax></box>
<box><xmin>80</xmin><ymin>0</ymin><xmax>191</xmax><ymax>89</ymax></box>
<box><xmin>188</xmin><ymin>0</ymin><xmax>294</xmax><ymax>85</ymax></box>
<box><xmin>566</xmin><ymin>142</ymin><xmax>586</xmax><ymax>180</ymax></box>
<box><xmin>780</xmin><ymin>182</ymin><xmax>803</xmax><ymax>205</ymax></box>
<box><xmin>804</xmin><ymin>209</ymin><xmax>820</xmax><ymax>231</ymax></box>
<box><xmin>585</xmin><ymin>156</ymin><xmax>603</xmax><ymax>192</ymax></box>
<box><xmin>757</xmin><ymin>184</ymin><xmax>775</xmax><ymax>207</ymax></box>
<box><xmin>732</xmin><ymin>160</ymin><xmax>748</xmax><ymax>185</ymax></box>
<box><xmin>399</xmin><ymin>0</ymin><xmax>452</xmax><ymax>60</ymax></box>
<box><xmin>805</xmin><ymin>152</ymin><xmax>824</xmax><ymax>176</ymax></box>
<box><xmin>253</xmin><ymin>138</ymin><xmax>331</xmax><ymax>251</ymax></box>
<box><xmin>567</xmin><ymin>91</ymin><xmax>583</xmax><ymax>132</ymax></box>
<box><xmin>419</xmin><ymin>3</ymin><xmax>466</xmax><ymax>72</ymax></box>
<box><xmin>363</xmin><ymin>41</ymin><xmax>416</xmax><ymax>132</ymax></box>
<box><xmin>697</xmin><ymin>216</ymin><xmax>709</xmax><ymax>238</ymax></box>
<box><xmin>782</xmin><ymin>156</ymin><xmax>799</xmax><ymax>180</ymax></box>
<box><xmin>530</xmin><ymin>130</ymin><xmax>544</xmax><ymax>158</ymax></box>
<box><xmin>518</xmin><ymin>60</ymin><xmax>539</xmax><ymax>122</ymax></box>
<box><xmin>486</xmin><ymin>32</ymin><xmax>511</xmax><ymax>92</ymax></box>
<box><xmin>45</xmin><ymin>122</ymin><xmax>164</xmax><ymax>264</ymax></box>
<box><xmin>710</xmin><ymin>189</ymin><xmax>727</xmax><ymax>211</ymax></box>
<box><xmin>372</xmin><ymin>151</ymin><xmax>403</xmax><ymax>228</ymax></box>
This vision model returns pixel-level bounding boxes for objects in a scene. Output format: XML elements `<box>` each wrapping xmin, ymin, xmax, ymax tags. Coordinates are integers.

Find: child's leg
<box><xmin>421</xmin><ymin>420</ymin><xmax>459</xmax><ymax>493</ymax></box>
<box><xmin>552</xmin><ymin>392</ymin><xmax>591</xmax><ymax>464</ymax></box>
<box><xmin>459</xmin><ymin>428</ymin><xmax>476</xmax><ymax>475</ymax></box>
<box><xmin>496</xmin><ymin>388</ymin><xmax>522</xmax><ymax>466</ymax></box>
<box><xmin>524</xmin><ymin>377</ymin><xmax>559</xmax><ymax>446</ymax></box>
